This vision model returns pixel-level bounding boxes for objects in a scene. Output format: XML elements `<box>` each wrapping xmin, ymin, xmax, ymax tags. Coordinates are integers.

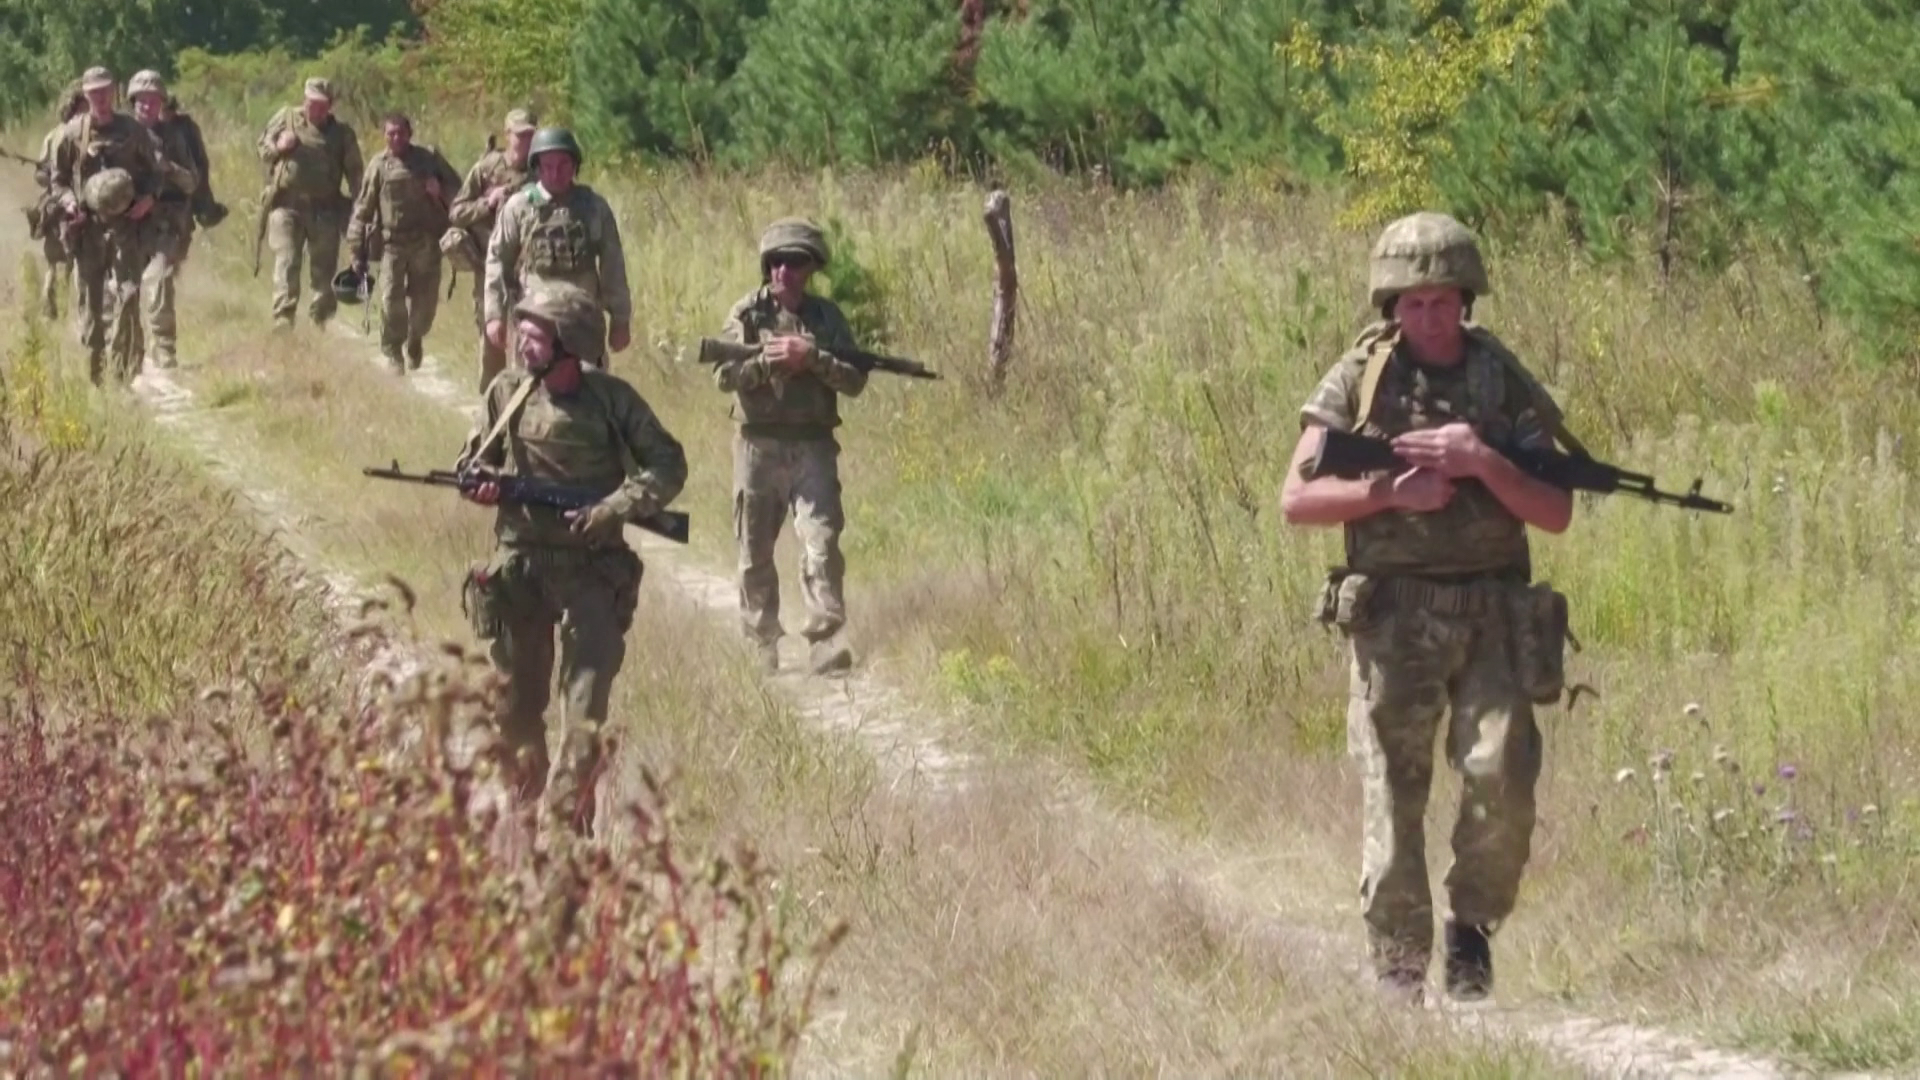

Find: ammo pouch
<box><xmin>1314</xmin><ymin>568</ymin><xmax>1379</xmax><ymax>634</ymax></box>
<box><xmin>1508</xmin><ymin>582</ymin><xmax>1573</xmax><ymax>705</ymax></box>
<box><xmin>440</xmin><ymin>226</ymin><xmax>485</xmax><ymax>274</ymax></box>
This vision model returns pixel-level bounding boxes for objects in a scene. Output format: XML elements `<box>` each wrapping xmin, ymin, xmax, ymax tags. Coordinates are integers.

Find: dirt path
<box><xmin>0</xmin><ymin>161</ymin><xmax>1863</xmax><ymax>1078</ymax></box>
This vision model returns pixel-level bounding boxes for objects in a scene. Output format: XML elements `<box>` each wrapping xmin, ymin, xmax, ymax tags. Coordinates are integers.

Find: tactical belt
<box><xmin>1374</xmin><ymin>573</ymin><xmax>1520</xmax><ymax>617</ymax></box>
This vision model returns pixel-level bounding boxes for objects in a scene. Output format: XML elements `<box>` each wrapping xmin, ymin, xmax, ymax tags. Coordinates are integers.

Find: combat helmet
<box><xmin>332</xmin><ymin>265</ymin><xmax>373</xmax><ymax>305</ymax></box>
<box><xmin>514</xmin><ymin>281</ymin><xmax>604</xmax><ymax>365</ymax></box>
<box><xmin>1367</xmin><ymin>211</ymin><xmax>1489</xmax><ymax>311</ymax></box>
<box><xmin>127</xmin><ymin>70</ymin><xmax>166</xmax><ymax>99</ymax></box>
<box><xmin>528</xmin><ymin>127</ymin><xmax>582</xmax><ymax>169</ymax></box>
<box><xmin>81</xmin><ymin>169</ymin><xmax>136</xmax><ymax>217</ymax></box>
<box><xmin>758</xmin><ymin>217</ymin><xmax>829</xmax><ymax>281</ymax></box>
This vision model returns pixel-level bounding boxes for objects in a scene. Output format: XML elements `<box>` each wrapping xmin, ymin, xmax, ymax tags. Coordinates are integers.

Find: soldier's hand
<box><xmin>127</xmin><ymin>195</ymin><xmax>154</xmax><ymax>222</ymax></box>
<box><xmin>463</xmin><ymin>480</ymin><xmax>501</xmax><ymax>506</ymax></box>
<box><xmin>60</xmin><ymin>195</ymin><xmax>79</xmax><ymax>215</ymax></box>
<box><xmin>485</xmin><ymin>185</ymin><xmax>508</xmax><ymax>210</ymax></box>
<box><xmin>425</xmin><ymin>178</ymin><xmax>442</xmax><ymax>201</ymax></box>
<box><xmin>764</xmin><ymin>334</ymin><xmax>813</xmax><ymax>372</ymax></box>
<box><xmin>607</xmin><ymin>322</ymin><xmax>631</xmax><ymax>353</ymax></box>
<box><xmin>485</xmin><ymin>320</ymin><xmax>506</xmax><ymax>349</ymax></box>
<box><xmin>566</xmin><ymin>501</ymin><xmax>626</xmax><ymax>544</ymax></box>
<box><xmin>1387</xmin><ymin>468</ymin><xmax>1455</xmax><ymax>513</ymax></box>
<box><xmin>275</xmin><ymin>131</ymin><xmax>298</xmax><ymax>155</ymax></box>
<box><xmin>1391</xmin><ymin>422</ymin><xmax>1491</xmax><ymax>480</ymax></box>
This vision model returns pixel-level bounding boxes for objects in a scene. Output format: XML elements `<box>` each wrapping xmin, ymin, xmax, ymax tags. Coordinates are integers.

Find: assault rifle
<box><xmin>695</xmin><ymin>337</ymin><xmax>941</xmax><ymax>381</ymax></box>
<box><xmin>361</xmin><ymin>461</ymin><xmax>692</xmax><ymax>544</ymax></box>
<box><xmin>1302</xmin><ymin>426</ymin><xmax>1735</xmax><ymax>514</ymax></box>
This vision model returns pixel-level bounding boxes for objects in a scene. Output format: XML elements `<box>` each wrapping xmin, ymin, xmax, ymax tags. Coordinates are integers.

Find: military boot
<box><xmin>405</xmin><ymin>337</ymin><xmax>424</xmax><ymax>370</ymax></box>
<box><xmin>1443</xmin><ymin>920</ymin><xmax>1494</xmax><ymax>1001</ymax></box>
<box><xmin>381</xmin><ymin>347</ymin><xmax>405</xmax><ymax>374</ymax></box>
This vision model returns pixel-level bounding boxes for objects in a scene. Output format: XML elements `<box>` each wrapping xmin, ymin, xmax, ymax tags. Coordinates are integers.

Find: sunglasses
<box><xmin>767</xmin><ymin>252</ymin><xmax>816</xmax><ymax>270</ymax></box>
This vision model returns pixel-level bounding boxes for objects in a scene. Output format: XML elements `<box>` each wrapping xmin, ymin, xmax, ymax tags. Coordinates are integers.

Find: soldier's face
<box><xmin>304</xmin><ymin>98</ymin><xmax>331</xmax><ymax>125</ymax></box>
<box><xmin>538</xmin><ymin>153</ymin><xmax>576</xmax><ymax>192</ymax></box>
<box><xmin>84</xmin><ymin>86</ymin><xmax>114</xmax><ymax>117</ymax></box>
<box><xmin>506</xmin><ymin>129</ymin><xmax>533</xmax><ymax>164</ymax></box>
<box><xmin>1396</xmin><ymin>286</ymin><xmax>1467</xmax><ymax>362</ymax></box>
<box><xmin>768</xmin><ymin>253</ymin><xmax>816</xmax><ymax>297</ymax></box>
<box><xmin>132</xmin><ymin>93</ymin><xmax>163</xmax><ymax>124</ymax></box>
<box><xmin>384</xmin><ymin>122</ymin><xmax>411</xmax><ymax>155</ymax></box>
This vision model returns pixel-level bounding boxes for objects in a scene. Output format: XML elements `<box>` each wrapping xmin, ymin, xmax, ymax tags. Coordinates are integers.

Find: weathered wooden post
<box><xmin>983</xmin><ymin>188</ymin><xmax>1018</xmax><ymax>395</ymax></box>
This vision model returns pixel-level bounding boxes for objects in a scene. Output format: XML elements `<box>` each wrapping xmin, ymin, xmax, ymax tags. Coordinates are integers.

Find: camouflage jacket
<box><xmin>159</xmin><ymin>112</ymin><xmax>217</xmax><ymax>217</ymax></box>
<box><xmin>483</xmin><ymin>183</ymin><xmax>629</xmax><ymax>327</ymax></box>
<box><xmin>145</xmin><ymin>117</ymin><xmax>202</xmax><ymax>219</ymax></box>
<box><xmin>711</xmin><ymin>286</ymin><xmax>867</xmax><ymax>437</ymax></box>
<box><xmin>256</xmin><ymin>107</ymin><xmax>362</xmax><ymax>204</ymax></box>
<box><xmin>455</xmin><ymin>368</ymin><xmax>688</xmax><ymax>550</ymax></box>
<box><xmin>346</xmin><ymin>143</ymin><xmax>463</xmax><ymax>250</ymax></box>
<box><xmin>47</xmin><ymin>112</ymin><xmax>170</xmax><ymax>215</ymax></box>
<box><xmin>448</xmin><ymin>147</ymin><xmax>533</xmax><ymax>239</ymax></box>
<box><xmin>1300</xmin><ymin>323</ymin><xmax>1559</xmax><ymax>579</ymax></box>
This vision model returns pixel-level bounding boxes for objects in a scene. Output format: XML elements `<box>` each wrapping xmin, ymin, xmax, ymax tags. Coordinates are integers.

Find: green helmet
<box><xmin>127</xmin><ymin>69</ymin><xmax>166</xmax><ymax>99</ymax></box>
<box><xmin>332</xmin><ymin>265</ymin><xmax>372</xmax><ymax>305</ymax></box>
<box><xmin>1367</xmin><ymin>211</ymin><xmax>1490</xmax><ymax>310</ymax></box>
<box><xmin>513</xmin><ymin>281</ymin><xmax>604</xmax><ymax>365</ymax></box>
<box><xmin>528</xmin><ymin>127</ymin><xmax>582</xmax><ymax>168</ymax></box>
<box><xmin>757</xmin><ymin>217</ymin><xmax>829</xmax><ymax>280</ymax></box>
<box><xmin>81</xmin><ymin>168</ymin><xmax>135</xmax><ymax>217</ymax></box>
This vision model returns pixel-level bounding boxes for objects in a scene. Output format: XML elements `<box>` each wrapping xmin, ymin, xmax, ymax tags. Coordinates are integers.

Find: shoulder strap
<box><xmin>469</xmin><ymin>373</ymin><xmax>543</xmax><ymax>467</ymax></box>
<box><xmin>1354</xmin><ymin>324</ymin><xmax>1399</xmax><ymax>429</ymax></box>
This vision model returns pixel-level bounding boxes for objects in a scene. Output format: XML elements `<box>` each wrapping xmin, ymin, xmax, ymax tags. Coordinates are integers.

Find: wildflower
<box><xmin>1683</xmin><ymin>702</ymin><xmax>1703</xmax><ymax>719</ymax></box>
<box><xmin>1614</xmin><ymin>767</ymin><xmax>1637</xmax><ymax>785</ymax></box>
<box><xmin>1649</xmin><ymin>749</ymin><xmax>1675</xmax><ymax>774</ymax></box>
<box><xmin>1711</xmin><ymin>809</ymin><xmax>1736</xmax><ymax>825</ymax></box>
<box><xmin>1690</xmin><ymin>772</ymin><xmax>1707</xmax><ymax>785</ymax></box>
<box><xmin>1774</xmin><ymin>808</ymin><xmax>1798</xmax><ymax>825</ymax></box>
<box><xmin>1777</xmin><ymin>763</ymin><xmax>1798</xmax><ymax>781</ymax></box>
<box><xmin>1712</xmin><ymin>746</ymin><xmax>1739</xmax><ymax>773</ymax></box>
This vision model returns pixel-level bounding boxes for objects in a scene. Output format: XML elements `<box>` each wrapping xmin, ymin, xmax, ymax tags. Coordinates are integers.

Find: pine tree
<box><xmin>569</xmin><ymin>0</ymin><xmax>767</xmax><ymax>161</ymax></box>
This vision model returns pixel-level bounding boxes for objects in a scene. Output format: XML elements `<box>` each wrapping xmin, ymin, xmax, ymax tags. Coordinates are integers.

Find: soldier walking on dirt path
<box><xmin>23</xmin><ymin>81</ymin><xmax>87</xmax><ymax>325</ymax></box>
<box><xmin>129</xmin><ymin>70</ymin><xmax>204</xmax><ymax>371</ymax></box>
<box><xmin>482</xmin><ymin>128</ymin><xmax>631</xmax><ymax>373</ymax></box>
<box><xmin>1280</xmin><ymin>212</ymin><xmax>1578</xmax><ymax>1006</ymax></box>
<box><xmin>454</xmin><ymin>281</ymin><xmax>687</xmax><ymax>843</ymax></box>
<box><xmin>449</xmin><ymin>109</ymin><xmax>538</xmax><ymax>394</ymax></box>
<box><xmin>345</xmin><ymin>111</ymin><xmax>463</xmax><ymax>372</ymax></box>
<box><xmin>256</xmin><ymin>77</ymin><xmax>362</xmax><ymax>332</ymax></box>
<box><xmin>709</xmin><ymin>219</ymin><xmax>865</xmax><ymax>677</ymax></box>
<box><xmin>46</xmin><ymin>66</ymin><xmax>184</xmax><ymax>385</ymax></box>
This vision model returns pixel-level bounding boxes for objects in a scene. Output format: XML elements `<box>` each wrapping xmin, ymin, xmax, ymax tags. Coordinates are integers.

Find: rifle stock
<box><xmin>695</xmin><ymin>336</ymin><xmax>941</xmax><ymax>381</ymax></box>
<box><xmin>1303</xmin><ymin>426</ymin><xmax>1735</xmax><ymax>514</ymax></box>
<box><xmin>361</xmin><ymin>461</ymin><xmax>691</xmax><ymax>544</ymax></box>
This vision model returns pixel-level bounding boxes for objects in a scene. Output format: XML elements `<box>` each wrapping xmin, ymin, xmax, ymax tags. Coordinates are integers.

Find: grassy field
<box><xmin>7</xmin><ymin>90</ymin><xmax>1920</xmax><ymax>1071</ymax></box>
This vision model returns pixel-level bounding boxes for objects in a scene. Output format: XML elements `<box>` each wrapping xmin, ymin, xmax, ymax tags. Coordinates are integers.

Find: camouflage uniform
<box><xmin>256</xmin><ymin>78</ymin><xmax>362</xmax><ymax>327</ymax></box>
<box><xmin>449</xmin><ymin>110</ymin><xmax>538</xmax><ymax>392</ymax></box>
<box><xmin>456</xmin><ymin>282</ymin><xmax>687</xmax><ymax>838</ymax></box>
<box><xmin>46</xmin><ymin>67</ymin><xmax>181</xmax><ymax>384</ymax></box>
<box><xmin>1298</xmin><ymin>212</ymin><xmax>1567</xmax><ymax>1001</ymax></box>
<box><xmin>25</xmin><ymin>85</ymin><xmax>86</xmax><ymax>322</ymax></box>
<box><xmin>131</xmin><ymin>71</ymin><xmax>202</xmax><ymax>370</ymax></box>
<box><xmin>482</xmin><ymin>129</ymin><xmax>628</xmax><ymax>370</ymax></box>
<box><xmin>710</xmin><ymin>219</ymin><xmax>866</xmax><ymax>674</ymax></box>
<box><xmin>346</xmin><ymin>137</ymin><xmax>463</xmax><ymax>369</ymax></box>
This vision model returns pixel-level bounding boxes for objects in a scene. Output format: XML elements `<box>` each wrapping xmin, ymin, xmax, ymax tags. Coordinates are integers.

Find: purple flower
<box><xmin>1777</xmin><ymin>764</ymin><xmax>1798</xmax><ymax>781</ymax></box>
<box><xmin>1753</xmin><ymin>782</ymin><xmax>1767</xmax><ymax>797</ymax></box>
<box><xmin>1774</xmin><ymin>808</ymin><xmax>1798</xmax><ymax>824</ymax></box>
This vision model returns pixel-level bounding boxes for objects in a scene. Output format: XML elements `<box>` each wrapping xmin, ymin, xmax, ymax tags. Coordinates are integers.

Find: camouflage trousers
<box><xmin>1341</xmin><ymin>576</ymin><xmax>1543</xmax><ymax>983</ymax></box>
<box><xmin>267</xmin><ymin>202</ymin><xmax>342</xmax><ymax>326</ymax></box>
<box><xmin>73</xmin><ymin>218</ymin><xmax>149</xmax><ymax>384</ymax></box>
<box><xmin>36</xmin><ymin>209</ymin><xmax>72</xmax><ymax>322</ymax></box>
<box><xmin>464</xmin><ymin>543</ymin><xmax>644</xmax><ymax>838</ymax></box>
<box><xmin>141</xmin><ymin>205</ymin><xmax>193</xmax><ymax>368</ymax></box>
<box><xmin>377</xmin><ymin>237</ymin><xmax>443</xmax><ymax>364</ymax></box>
<box><xmin>733</xmin><ymin>431</ymin><xmax>847</xmax><ymax>647</ymax></box>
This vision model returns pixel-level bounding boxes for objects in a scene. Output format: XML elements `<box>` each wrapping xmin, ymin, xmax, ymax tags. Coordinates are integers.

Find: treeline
<box><xmin>7</xmin><ymin>0</ymin><xmax>1920</xmax><ymax>354</ymax></box>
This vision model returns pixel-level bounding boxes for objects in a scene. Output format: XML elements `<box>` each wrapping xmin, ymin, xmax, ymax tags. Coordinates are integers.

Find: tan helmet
<box><xmin>1367</xmin><ymin>211</ymin><xmax>1490</xmax><ymax>310</ymax></box>
<box><xmin>80</xmin><ymin>66</ymin><xmax>115</xmax><ymax>92</ymax></box>
<box><xmin>513</xmin><ymin>281</ymin><xmax>605</xmax><ymax>364</ymax></box>
<box><xmin>127</xmin><ymin>69</ymin><xmax>166</xmax><ymax>99</ymax></box>
<box><xmin>758</xmin><ymin>217</ymin><xmax>829</xmax><ymax>280</ymax></box>
<box><xmin>81</xmin><ymin>168</ymin><xmax>136</xmax><ymax>217</ymax></box>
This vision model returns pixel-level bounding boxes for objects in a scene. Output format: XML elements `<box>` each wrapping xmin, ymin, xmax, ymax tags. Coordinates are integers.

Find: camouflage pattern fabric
<box><xmin>482</xmin><ymin>184</ymin><xmax>629</xmax><ymax>366</ymax></box>
<box><xmin>32</xmin><ymin>126</ymin><xmax>71</xmax><ymax>320</ymax></box>
<box><xmin>449</xmin><ymin>146</ymin><xmax>534</xmax><ymax>392</ymax></box>
<box><xmin>1300</xmin><ymin>325</ymin><xmax>1560</xmax><ymax>986</ymax></box>
<box><xmin>257</xmin><ymin>106</ymin><xmax>362</xmax><ymax>326</ymax></box>
<box><xmin>454</xmin><ymin>362</ymin><xmax>687</xmax><ymax>837</ymax></box>
<box><xmin>141</xmin><ymin>116</ymin><xmax>203</xmax><ymax>368</ymax></box>
<box><xmin>711</xmin><ymin>286</ymin><xmax>867</xmax><ymax>648</ymax></box>
<box><xmin>47</xmin><ymin>112</ymin><xmax>168</xmax><ymax>382</ymax></box>
<box><xmin>346</xmin><ymin>144</ymin><xmax>463</xmax><ymax>364</ymax></box>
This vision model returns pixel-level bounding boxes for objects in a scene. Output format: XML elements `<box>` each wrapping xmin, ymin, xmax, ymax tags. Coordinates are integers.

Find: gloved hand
<box><xmin>567</xmin><ymin>499</ymin><xmax>627</xmax><ymax>544</ymax></box>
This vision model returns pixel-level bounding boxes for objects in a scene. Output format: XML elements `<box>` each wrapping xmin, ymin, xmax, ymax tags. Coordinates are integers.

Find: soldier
<box><xmin>345</xmin><ymin>112</ymin><xmax>463</xmax><ymax>372</ymax></box>
<box><xmin>47</xmin><ymin>65</ymin><xmax>184</xmax><ymax>385</ymax></box>
<box><xmin>1279</xmin><ymin>212</ymin><xmax>1575</xmax><ymax>1004</ymax></box>
<box><xmin>482</xmin><ymin>127</ymin><xmax>630</xmax><ymax>373</ymax></box>
<box><xmin>128</xmin><ymin>70</ymin><xmax>201</xmax><ymax>370</ymax></box>
<box><xmin>448</xmin><ymin>108</ymin><xmax>538</xmax><ymax>393</ymax></box>
<box><xmin>454</xmin><ymin>281</ymin><xmax>687</xmax><ymax>841</ymax></box>
<box><xmin>25</xmin><ymin>81</ymin><xmax>87</xmax><ymax>322</ymax></box>
<box><xmin>256</xmin><ymin>77</ymin><xmax>362</xmax><ymax>330</ymax></box>
<box><xmin>161</xmin><ymin>94</ymin><xmax>227</xmax><ymax>238</ymax></box>
<box><xmin>708</xmin><ymin>219</ymin><xmax>865</xmax><ymax>676</ymax></box>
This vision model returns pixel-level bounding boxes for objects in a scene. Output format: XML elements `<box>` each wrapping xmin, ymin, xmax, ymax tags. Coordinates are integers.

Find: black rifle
<box><xmin>1303</xmin><ymin>426</ymin><xmax>1734</xmax><ymax>514</ymax></box>
<box><xmin>695</xmin><ymin>336</ymin><xmax>941</xmax><ymax>380</ymax></box>
<box><xmin>362</xmin><ymin>461</ymin><xmax>691</xmax><ymax>544</ymax></box>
